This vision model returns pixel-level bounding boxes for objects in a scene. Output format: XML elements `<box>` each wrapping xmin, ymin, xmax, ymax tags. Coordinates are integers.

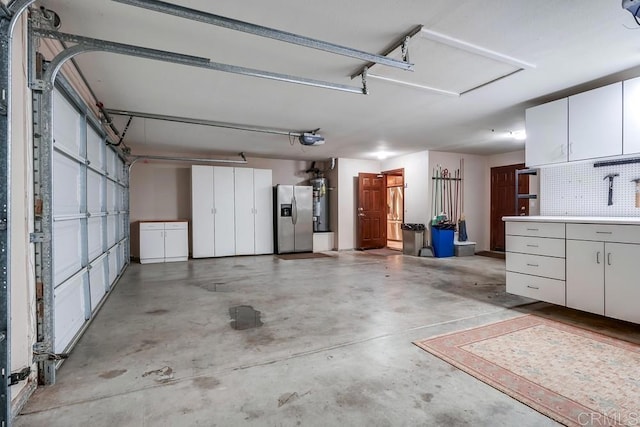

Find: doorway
<box><xmin>490</xmin><ymin>163</ymin><xmax>527</xmax><ymax>251</ymax></box>
<box><xmin>384</xmin><ymin>169</ymin><xmax>404</xmax><ymax>251</ymax></box>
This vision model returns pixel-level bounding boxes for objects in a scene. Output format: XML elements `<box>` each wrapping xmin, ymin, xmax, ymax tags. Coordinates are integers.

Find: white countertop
<box><xmin>502</xmin><ymin>216</ymin><xmax>640</xmax><ymax>225</ymax></box>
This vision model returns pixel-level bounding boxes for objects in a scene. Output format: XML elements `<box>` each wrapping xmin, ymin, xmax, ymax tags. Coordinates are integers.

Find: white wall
<box><xmin>382</xmin><ymin>150</ymin><xmax>430</xmax><ymax>226</ymax></box>
<box><xmin>429</xmin><ymin>152</ymin><xmax>488</xmax><ymax>250</ymax></box>
<box><xmin>9</xmin><ymin>15</ymin><xmax>37</xmax><ymax>409</ymax></box>
<box><xmin>336</xmin><ymin>158</ymin><xmax>381</xmax><ymax>250</ymax></box>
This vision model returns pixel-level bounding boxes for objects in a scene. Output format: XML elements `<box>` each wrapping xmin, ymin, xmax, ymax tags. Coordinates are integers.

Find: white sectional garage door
<box><xmin>52</xmin><ymin>87</ymin><xmax>129</xmax><ymax>353</ymax></box>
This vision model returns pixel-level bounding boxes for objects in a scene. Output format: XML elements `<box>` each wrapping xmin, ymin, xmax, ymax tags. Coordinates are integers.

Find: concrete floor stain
<box><xmin>98</xmin><ymin>369</ymin><xmax>127</xmax><ymax>379</ymax></box>
<box><xmin>229</xmin><ymin>305</ymin><xmax>263</xmax><ymax>330</ymax></box>
<box><xmin>145</xmin><ymin>309</ymin><xmax>169</xmax><ymax>315</ymax></box>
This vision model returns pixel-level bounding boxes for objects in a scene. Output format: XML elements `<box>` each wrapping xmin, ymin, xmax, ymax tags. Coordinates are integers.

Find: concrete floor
<box><xmin>17</xmin><ymin>252</ymin><xmax>562</xmax><ymax>426</ymax></box>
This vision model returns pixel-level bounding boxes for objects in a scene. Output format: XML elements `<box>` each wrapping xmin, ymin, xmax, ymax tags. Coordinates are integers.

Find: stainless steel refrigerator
<box><xmin>274</xmin><ymin>185</ymin><xmax>313</xmax><ymax>254</ymax></box>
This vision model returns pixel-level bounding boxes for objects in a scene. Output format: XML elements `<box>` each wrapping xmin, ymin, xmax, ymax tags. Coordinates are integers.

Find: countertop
<box><xmin>502</xmin><ymin>216</ymin><xmax>640</xmax><ymax>225</ymax></box>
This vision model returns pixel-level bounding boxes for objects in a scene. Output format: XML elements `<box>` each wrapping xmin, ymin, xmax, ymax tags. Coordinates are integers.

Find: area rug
<box><xmin>414</xmin><ymin>315</ymin><xmax>640</xmax><ymax>426</ymax></box>
<box><xmin>276</xmin><ymin>252</ymin><xmax>333</xmax><ymax>260</ymax></box>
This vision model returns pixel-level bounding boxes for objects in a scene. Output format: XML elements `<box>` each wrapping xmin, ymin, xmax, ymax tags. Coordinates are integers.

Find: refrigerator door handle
<box><xmin>292</xmin><ymin>195</ymin><xmax>298</xmax><ymax>225</ymax></box>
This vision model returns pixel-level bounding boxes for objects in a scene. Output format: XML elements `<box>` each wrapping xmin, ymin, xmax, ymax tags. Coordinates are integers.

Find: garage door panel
<box><xmin>53</xmin><ymin>152</ymin><xmax>82</xmax><ymax>216</ymax></box>
<box><xmin>107</xmin><ymin>216</ymin><xmax>117</xmax><ymax>247</ymax></box>
<box><xmin>108</xmin><ymin>248</ymin><xmax>118</xmax><ymax>286</ymax></box>
<box><xmin>88</xmin><ymin>217</ymin><xmax>103</xmax><ymax>261</ymax></box>
<box><xmin>106</xmin><ymin>180</ymin><xmax>117</xmax><ymax>212</ymax></box>
<box><xmin>53</xmin><ymin>90</ymin><xmax>82</xmax><ymax>156</ymax></box>
<box><xmin>87</xmin><ymin>171</ymin><xmax>103</xmax><ymax>213</ymax></box>
<box><xmin>86</xmin><ymin>125</ymin><xmax>104</xmax><ymax>171</ymax></box>
<box><xmin>54</xmin><ymin>272</ymin><xmax>87</xmax><ymax>353</ymax></box>
<box><xmin>106</xmin><ymin>150</ymin><xmax>117</xmax><ymax>179</ymax></box>
<box><xmin>89</xmin><ymin>257</ymin><xmax>107</xmax><ymax>312</ymax></box>
<box><xmin>53</xmin><ymin>220</ymin><xmax>83</xmax><ymax>286</ymax></box>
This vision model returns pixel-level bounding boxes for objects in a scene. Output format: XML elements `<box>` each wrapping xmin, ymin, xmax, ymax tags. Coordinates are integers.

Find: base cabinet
<box><xmin>505</xmin><ymin>220</ymin><xmax>640</xmax><ymax>324</ymax></box>
<box><xmin>139</xmin><ymin>222</ymin><xmax>188</xmax><ymax>264</ymax></box>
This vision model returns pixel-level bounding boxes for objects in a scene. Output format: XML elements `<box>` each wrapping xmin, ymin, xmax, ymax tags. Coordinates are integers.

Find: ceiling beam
<box><xmin>112</xmin><ymin>0</ymin><xmax>414</xmax><ymax>71</ymax></box>
<box><xmin>32</xmin><ymin>28</ymin><xmax>366</xmax><ymax>95</ymax></box>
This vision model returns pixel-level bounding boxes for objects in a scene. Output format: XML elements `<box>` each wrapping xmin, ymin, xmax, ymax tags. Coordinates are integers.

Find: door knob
<box><xmin>358</xmin><ymin>213</ymin><xmax>365</xmax><ymax>217</ymax></box>
<box><xmin>358</xmin><ymin>207</ymin><xmax>363</xmax><ymax>211</ymax></box>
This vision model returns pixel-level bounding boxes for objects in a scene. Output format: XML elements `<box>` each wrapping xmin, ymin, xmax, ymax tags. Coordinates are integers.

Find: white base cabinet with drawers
<box><xmin>139</xmin><ymin>221</ymin><xmax>188</xmax><ymax>264</ymax></box>
<box><xmin>504</xmin><ymin>218</ymin><xmax>640</xmax><ymax>324</ymax></box>
<box><xmin>505</xmin><ymin>222</ymin><xmax>566</xmax><ymax>306</ymax></box>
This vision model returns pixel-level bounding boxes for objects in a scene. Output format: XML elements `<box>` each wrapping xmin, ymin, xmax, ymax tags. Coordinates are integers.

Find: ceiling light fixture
<box><xmin>510</xmin><ymin>130</ymin><xmax>527</xmax><ymax>141</ymax></box>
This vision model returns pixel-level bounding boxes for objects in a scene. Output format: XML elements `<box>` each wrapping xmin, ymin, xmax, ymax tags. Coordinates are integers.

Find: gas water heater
<box><xmin>310</xmin><ymin>178</ymin><xmax>329</xmax><ymax>232</ymax></box>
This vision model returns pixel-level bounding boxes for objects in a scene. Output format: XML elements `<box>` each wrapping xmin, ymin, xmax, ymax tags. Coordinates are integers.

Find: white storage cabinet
<box><xmin>568</xmin><ymin>82</ymin><xmax>622</xmax><ymax>161</ymax></box>
<box><xmin>139</xmin><ymin>221</ymin><xmax>188</xmax><ymax>264</ymax></box>
<box><xmin>525</xmin><ymin>98</ymin><xmax>568</xmax><ymax>167</ymax></box>
<box><xmin>191</xmin><ymin>166</ymin><xmax>273</xmax><ymax>258</ymax></box>
<box><xmin>505</xmin><ymin>222</ymin><xmax>566</xmax><ymax>305</ymax></box>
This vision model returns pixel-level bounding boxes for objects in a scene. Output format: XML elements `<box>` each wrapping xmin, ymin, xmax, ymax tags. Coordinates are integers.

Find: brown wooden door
<box><xmin>357</xmin><ymin>173</ymin><xmax>386</xmax><ymax>249</ymax></box>
<box><xmin>490</xmin><ymin>164</ymin><xmax>528</xmax><ymax>251</ymax></box>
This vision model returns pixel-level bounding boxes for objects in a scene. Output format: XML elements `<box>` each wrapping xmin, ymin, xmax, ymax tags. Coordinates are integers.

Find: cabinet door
<box><xmin>234</xmin><ymin>168</ymin><xmax>255</xmax><ymax>255</ymax></box>
<box><xmin>140</xmin><ymin>228</ymin><xmax>165</xmax><ymax>263</ymax></box>
<box><xmin>213</xmin><ymin>166</ymin><xmax>236</xmax><ymax>256</ymax></box>
<box><xmin>525</xmin><ymin>98</ymin><xmax>568</xmax><ymax>167</ymax></box>
<box><xmin>254</xmin><ymin>169</ymin><xmax>273</xmax><ymax>254</ymax></box>
<box><xmin>623</xmin><ymin>76</ymin><xmax>640</xmax><ymax>155</ymax></box>
<box><xmin>605</xmin><ymin>242</ymin><xmax>640</xmax><ymax>323</ymax></box>
<box><xmin>566</xmin><ymin>240</ymin><xmax>604</xmax><ymax>315</ymax></box>
<box><xmin>164</xmin><ymin>223</ymin><xmax>188</xmax><ymax>261</ymax></box>
<box><xmin>568</xmin><ymin>82</ymin><xmax>622</xmax><ymax>161</ymax></box>
<box><xmin>191</xmin><ymin>165</ymin><xmax>215</xmax><ymax>258</ymax></box>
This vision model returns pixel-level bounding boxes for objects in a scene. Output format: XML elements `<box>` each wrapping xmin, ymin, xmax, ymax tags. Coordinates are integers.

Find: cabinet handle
<box><xmin>526</xmin><ymin>228</ymin><xmax>539</xmax><ymax>231</ymax></box>
<box><xmin>526</xmin><ymin>263</ymin><xmax>539</xmax><ymax>267</ymax></box>
<box><xmin>596</xmin><ymin>231</ymin><xmax>612</xmax><ymax>235</ymax></box>
<box><xmin>526</xmin><ymin>244</ymin><xmax>539</xmax><ymax>248</ymax></box>
<box><xmin>607</xmin><ymin>253</ymin><xmax>612</xmax><ymax>266</ymax></box>
<box><xmin>526</xmin><ymin>285</ymin><xmax>539</xmax><ymax>290</ymax></box>
<box><xmin>596</xmin><ymin>251</ymin><xmax>601</xmax><ymax>264</ymax></box>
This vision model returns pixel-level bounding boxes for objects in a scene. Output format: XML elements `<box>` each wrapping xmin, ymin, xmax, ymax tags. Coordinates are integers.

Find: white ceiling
<box><xmin>37</xmin><ymin>0</ymin><xmax>640</xmax><ymax>160</ymax></box>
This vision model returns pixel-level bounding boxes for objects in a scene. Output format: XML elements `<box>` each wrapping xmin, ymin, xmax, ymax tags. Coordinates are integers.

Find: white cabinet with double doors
<box><xmin>139</xmin><ymin>221</ymin><xmax>189</xmax><ymax>264</ymax></box>
<box><xmin>191</xmin><ymin>166</ymin><xmax>273</xmax><ymax>258</ymax></box>
<box><xmin>566</xmin><ymin>223</ymin><xmax>640</xmax><ymax>324</ymax></box>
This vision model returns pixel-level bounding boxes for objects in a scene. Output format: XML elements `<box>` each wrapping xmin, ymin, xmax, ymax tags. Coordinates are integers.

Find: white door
<box><xmin>566</xmin><ymin>240</ymin><xmax>605</xmax><ymax>315</ymax></box>
<box><xmin>191</xmin><ymin>165</ymin><xmax>215</xmax><ymax>257</ymax></box>
<box><xmin>525</xmin><ymin>98</ymin><xmax>568</xmax><ymax>167</ymax></box>
<box><xmin>604</xmin><ymin>242</ymin><xmax>640</xmax><ymax>323</ymax></box>
<box><xmin>164</xmin><ymin>223</ymin><xmax>188</xmax><ymax>261</ymax></box>
<box><xmin>569</xmin><ymin>82</ymin><xmax>623</xmax><ymax>161</ymax></box>
<box><xmin>140</xmin><ymin>224</ymin><xmax>166</xmax><ymax>263</ymax></box>
<box><xmin>254</xmin><ymin>169</ymin><xmax>273</xmax><ymax>254</ymax></box>
<box><xmin>623</xmin><ymin>76</ymin><xmax>640</xmax><ymax>155</ymax></box>
<box><xmin>214</xmin><ymin>166</ymin><xmax>236</xmax><ymax>256</ymax></box>
<box><xmin>234</xmin><ymin>168</ymin><xmax>255</xmax><ymax>255</ymax></box>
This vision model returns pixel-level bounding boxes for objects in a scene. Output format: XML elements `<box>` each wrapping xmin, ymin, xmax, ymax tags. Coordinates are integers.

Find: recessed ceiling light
<box><xmin>375</xmin><ymin>151</ymin><xmax>391</xmax><ymax>160</ymax></box>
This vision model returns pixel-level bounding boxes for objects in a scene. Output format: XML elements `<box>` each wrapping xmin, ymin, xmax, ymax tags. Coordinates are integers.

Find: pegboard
<box><xmin>540</xmin><ymin>160</ymin><xmax>640</xmax><ymax>217</ymax></box>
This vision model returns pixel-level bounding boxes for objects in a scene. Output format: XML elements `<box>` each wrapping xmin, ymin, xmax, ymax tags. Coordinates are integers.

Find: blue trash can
<box><xmin>431</xmin><ymin>225</ymin><xmax>455</xmax><ymax>258</ymax></box>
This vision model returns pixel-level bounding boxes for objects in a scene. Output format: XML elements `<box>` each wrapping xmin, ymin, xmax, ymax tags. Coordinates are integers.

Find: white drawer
<box><xmin>506</xmin><ymin>272</ymin><xmax>566</xmax><ymax>306</ymax></box>
<box><xmin>506</xmin><ymin>222</ymin><xmax>565</xmax><ymax>238</ymax></box>
<box><xmin>506</xmin><ymin>252</ymin><xmax>565</xmax><ymax>280</ymax></box>
<box><xmin>566</xmin><ymin>223</ymin><xmax>640</xmax><ymax>244</ymax></box>
<box><xmin>164</xmin><ymin>222</ymin><xmax>188</xmax><ymax>230</ymax></box>
<box><xmin>139</xmin><ymin>222</ymin><xmax>164</xmax><ymax>231</ymax></box>
<box><xmin>506</xmin><ymin>235</ymin><xmax>565</xmax><ymax>258</ymax></box>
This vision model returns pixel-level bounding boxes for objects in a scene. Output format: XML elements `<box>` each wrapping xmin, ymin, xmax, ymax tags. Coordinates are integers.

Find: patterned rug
<box><xmin>414</xmin><ymin>315</ymin><xmax>640</xmax><ymax>426</ymax></box>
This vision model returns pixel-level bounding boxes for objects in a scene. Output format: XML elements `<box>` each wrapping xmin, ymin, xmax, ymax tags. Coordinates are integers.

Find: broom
<box><xmin>458</xmin><ymin>158</ymin><xmax>468</xmax><ymax>241</ymax></box>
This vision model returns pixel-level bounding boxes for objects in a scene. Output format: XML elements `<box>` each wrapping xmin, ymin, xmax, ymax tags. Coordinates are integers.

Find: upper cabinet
<box><xmin>623</xmin><ymin>76</ymin><xmax>640</xmax><ymax>155</ymax></box>
<box><xmin>525</xmin><ymin>98</ymin><xmax>568</xmax><ymax>167</ymax></box>
<box><xmin>568</xmin><ymin>82</ymin><xmax>622</xmax><ymax>161</ymax></box>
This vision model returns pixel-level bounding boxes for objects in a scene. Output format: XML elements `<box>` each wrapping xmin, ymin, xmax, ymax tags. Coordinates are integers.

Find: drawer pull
<box><xmin>526</xmin><ymin>263</ymin><xmax>539</xmax><ymax>267</ymax></box>
<box><xmin>596</xmin><ymin>251</ymin><xmax>601</xmax><ymax>264</ymax></box>
<box><xmin>596</xmin><ymin>231</ymin><xmax>612</xmax><ymax>235</ymax></box>
<box><xmin>526</xmin><ymin>244</ymin><xmax>539</xmax><ymax>248</ymax></box>
<box><xmin>607</xmin><ymin>253</ymin><xmax>612</xmax><ymax>266</ymax></box>
<box><xmin>526</xmin><ymin>285</ymin><xmax>540</xmax><ymax>290</ymax></box>
<box><xmin>526</xmin><ymin>228</ymin><xmax>539</xmax><ymax>231</ymax></box>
